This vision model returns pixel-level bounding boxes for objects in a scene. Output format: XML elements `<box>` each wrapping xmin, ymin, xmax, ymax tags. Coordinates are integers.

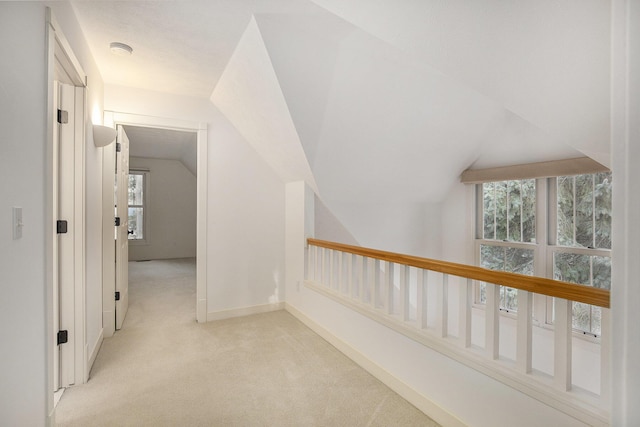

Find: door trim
<box><xmin>103</xmin><ymin>112</ymin><xmax>208</xmax><ymax>323</ymax></box>
<box><xmin>46</xmin><ymin>7</ymin><xmax>87</xmax><ymax>422</ymax></box>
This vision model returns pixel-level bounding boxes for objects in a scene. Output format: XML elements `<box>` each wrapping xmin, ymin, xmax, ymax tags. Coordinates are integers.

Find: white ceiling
<box><xmin>123</xmin><ymin>125</ymin><xmax>197</xmax><ymax>175</ymax></box>
<box><xmin>72</xmin><ymin>0</ymin><xmax>323</xmax><ymax>98</ymax></box>
<box><xmin>72</xmin><ymin>0</ymin><xmax>611</xmax><ymax>210</ymax></box>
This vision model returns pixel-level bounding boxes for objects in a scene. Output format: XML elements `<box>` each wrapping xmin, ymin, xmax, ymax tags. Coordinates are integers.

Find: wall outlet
<box><xmin>13</xmin><ymin>207</ymin><xmax>23</xmax><ymax>240</ymax></box>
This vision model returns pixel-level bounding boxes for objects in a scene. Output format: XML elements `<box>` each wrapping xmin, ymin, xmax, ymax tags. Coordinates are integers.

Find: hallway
<box><xmin>55</xmin><ymin>259</ymin><xmax>438</xmax><ymax>426</ymax></box>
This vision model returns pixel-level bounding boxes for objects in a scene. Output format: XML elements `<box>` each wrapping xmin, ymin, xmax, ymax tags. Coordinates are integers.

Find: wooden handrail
<box><xmin>307</xmin><ymin>238</ymin><xmax>610</xmax><ymax>308</ymax></box>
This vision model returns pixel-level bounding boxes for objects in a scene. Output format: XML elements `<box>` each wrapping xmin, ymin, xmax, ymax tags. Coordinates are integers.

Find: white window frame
<box><xmin>128</xmin><ymin>169</ymin><xmax>149</xmax><ymax>245</ymax></box>
<box><xmin>473</xmin><ymin>174</ymin><xmax>611</xmax><ymax>339</ymax></box>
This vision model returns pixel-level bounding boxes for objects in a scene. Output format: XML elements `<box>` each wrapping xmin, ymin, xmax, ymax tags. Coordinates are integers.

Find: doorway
<box><xmin>102</xmin><ymin>112</ymin><xmax>208</xmax><ymax>337</ymax></box>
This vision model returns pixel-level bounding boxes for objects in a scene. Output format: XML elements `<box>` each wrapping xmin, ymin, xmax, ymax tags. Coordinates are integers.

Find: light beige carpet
<box><xmin>55</xmin><ymin>258</ymin><xmax>439</xmax><ymax>426</ymax></box>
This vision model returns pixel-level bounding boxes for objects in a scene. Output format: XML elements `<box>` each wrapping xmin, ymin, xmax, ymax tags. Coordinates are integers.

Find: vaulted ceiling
<box><xmin>72</xmin><ymin>0</ymin><xmax>611</xmax><ymax>210</ymax></box>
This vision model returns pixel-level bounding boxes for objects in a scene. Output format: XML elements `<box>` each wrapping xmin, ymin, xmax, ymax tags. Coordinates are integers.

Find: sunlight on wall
<box><xmin>92</xmin><ymin>103</ymin><xmax>102</xmax><ymax>125</ymax></box>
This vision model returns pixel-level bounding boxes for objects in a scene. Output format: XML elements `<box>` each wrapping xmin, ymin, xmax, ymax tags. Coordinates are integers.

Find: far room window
<box><xmin>128</xmin><ymin>170</ymin><xmax>148</xmax><ymax>242</ymax></box>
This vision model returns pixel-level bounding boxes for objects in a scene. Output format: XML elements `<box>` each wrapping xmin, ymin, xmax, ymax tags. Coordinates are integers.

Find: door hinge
<box><xmin>115</xmin><ymin>217</ymin><xmax>121</xmax><ymax>226</ymax></box>
<box><xmin>57</xmin><ymin>330</ymin><xmax>68</xmax><ymax>345</ymax></box>
<box><xmin>56</xmin><ymin>220</ymin><xmax>68</xmax><ymax>234</ymax></box>
<box><xmin>116</xmin><ymin>142</ymin><xmax>122</xmax><ymax>152</ymax></box>
<box><xmin>115</xmin><ymin>291</ymin><xmax>120</xmax><ymax>301</ymax></box>
<box><xmin>57</xmin><ymin>109</ymin><xmax>68</xmax><ymax>124</ymax></box>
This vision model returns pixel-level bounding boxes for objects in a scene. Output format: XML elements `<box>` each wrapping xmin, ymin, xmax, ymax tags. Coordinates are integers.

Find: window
<box><xmin>128</xmin><ymin>171</ymin><xmax>148</xmax><ymax>242</ymax></box>
<box><xmin>549</xmin><ymin>172</ymin><xmax>612</xmax><ymax>335</ymax></box>
<box><xmin>477</xmin><ymin>179</ymin><xmax>536</xmax><ymax>312</ymax></box>
<box><xmin>475</xmin><ymin>172</ymin><xmax>612</xmax><ymax>336</ymax></box>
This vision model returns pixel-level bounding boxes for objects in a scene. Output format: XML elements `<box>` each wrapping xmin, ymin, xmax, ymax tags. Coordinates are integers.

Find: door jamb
<box><xmin>45</xmin><ymin>7</ymin><xmax>88</xmax><ymax>421</ymax></box>
<box><xmin>102</xmin><ymin>112</ymin><xmax>208</xmax><ymax>324</ymax></box>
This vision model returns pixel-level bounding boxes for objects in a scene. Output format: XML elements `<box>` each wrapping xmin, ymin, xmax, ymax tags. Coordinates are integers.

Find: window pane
<box><xmin>594</xmin><ymin>172</ymin><xmax>612</xmax><ymax>249</ymax></box>
<box><xmin>483</xmin><ymin>180</ymin><xmax>535</xmax><ymax>242</ymax></box>
<box><xmin>572</xmin><ymin>302</ymin><xmax>592</xmax><ymax>332</ymax></box>
<box><xmin>575</xmin><ymin>174</ymin><xmax>594</xmax><ymax>247</ymax></box>
<box><xmin>592</xmin><ymin>256</ymin><xmax>611</xmax><ymax>290</ymax></box>
<box><xmin>495</xmin><ymin>182</ymin><xmax>508</xmax><ymax>241</ymax></box>
<box><xmin>483</xmin><ymin>182</ymin><xmax>495</xmax><ymax>240</ymax></box>
<box><xmin>508</xmin><ymin>180</ymin><xmax>521</xmax><ymax>242</ymax></box>
<box><xmin>506</xmin><ymin>247</ymin><xmax>534</xmax><ymax>276</ymax></box>
<box><xmin>128</xmin><ymin>207</ymin><xmax>143</xmax><ymax>240</ymax></box>
<box><xmin>557</xmin><ymin>176</ymin><xmax>574</xmax><ymax>246</ymax></box>
<box><xmin>128</xmin><ymin>174</ymin><xmax>144</xmax><ymax>206</ymax></box>
<box><xmin>553</xmin><ymin>252</ymin><xmax>590</xmax><ymax>285</ymax></box>
<box><xmin>480</xmin><ymin>244</ymin><xmax>505</xmax><ymax>271</ymax></box>
<box><xmin>480</xmin><ymin>245</ymin><xmax>533</xmax><ymax>312</ymax></box>
<box><xmin>554</xmin><ymin>252</ymin><xmax>609</xmax><ymax>335</ymax></box>
<box><xmin>522</xmin><ymin>180</ymin><xmax>536</xmax><ymax>243</ymax></box>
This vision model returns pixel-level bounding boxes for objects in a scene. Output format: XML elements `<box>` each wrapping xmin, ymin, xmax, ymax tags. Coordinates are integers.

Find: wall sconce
<box><xmin>93</xmin><ymin>124</ymin><xmax>117</xmax><ymax>147</ymax></box>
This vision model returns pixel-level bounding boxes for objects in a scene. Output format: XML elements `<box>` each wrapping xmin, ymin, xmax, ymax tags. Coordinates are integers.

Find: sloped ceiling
<box><xmin>124</xmin><ymin>125</ymin><xmax>197</xmax><ymax>175</ymax></box>
<box><xmin>73</xmin><ymin>0</ymin><xmax>609</xmax><ymax>209</ymax></box>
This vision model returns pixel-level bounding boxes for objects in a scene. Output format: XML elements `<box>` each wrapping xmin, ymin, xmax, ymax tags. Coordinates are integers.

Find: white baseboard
<box><xmin>207</xmin><ymin>302</ymin><xmax>285</xmax><ymax>322</ymax></box>
<box><xmin>87</xmin><ymin>328</ymin><xmax>104</xmax><ymax>379</ymax></box>
<box><xmin>285</xmin><ymin>303</ymin><xmax>466</xmax><ymax>427</ymax></box>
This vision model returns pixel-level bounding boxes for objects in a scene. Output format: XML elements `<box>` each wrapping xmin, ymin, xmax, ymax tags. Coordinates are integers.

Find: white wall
<box><xmin>0</xmin><ymin>4</ymin><xmax>48</xmax><ymax>424</ymax></box>
<box><xmin>330</xmin><ymin>201</ymin><xmax>443</xmax><ymax>258</ymax></box>
<box><xmin>105</xmin><ymin>85</ymin><xmax>286</xmax><ymax>317</ymax></box>
<box><xmin>128</xmin><ymin>157</ymin><xmax>197</xmax><ymax>261</ymax></box>
<box><xmin>0</xmin><ymin>2</ymin><xmax>105</xmax><ymax>424</ymax></box>
<box><xmin>285</xmin><ymin>184</ymin><xmax>589</xmax><ymax>427</ymax></box>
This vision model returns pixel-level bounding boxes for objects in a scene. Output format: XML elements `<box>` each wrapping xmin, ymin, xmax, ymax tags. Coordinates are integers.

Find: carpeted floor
<box><xmin>55</xmin><ymin>258</ymin><xmax>439</xmax><ymax>426</ymax></box>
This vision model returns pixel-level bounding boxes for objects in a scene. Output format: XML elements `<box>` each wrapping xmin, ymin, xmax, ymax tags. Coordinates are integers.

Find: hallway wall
<box><xmin>0</xmin><ymin>2</ymin><xmax>105</xmax><ymax>425</ymax></box>
<box><xmin>105</xmin><ymin>85</ymin><xmax>286</xmax><ymax>318</ymax></box>
<box><xmin>128</xmin><ymin>157</ymin><xmax>197</xmax><ymax>261</ymax></box>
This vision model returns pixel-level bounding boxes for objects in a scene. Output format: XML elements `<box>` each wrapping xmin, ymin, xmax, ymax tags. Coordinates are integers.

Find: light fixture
<box><xmin>93</xmin><ymin>124</ymin><xmax>117</xmax><ymax>147</ymax></box>
<box><xmin>110</xmin><ymin>42</ymin><xmax>133</xmax><ymax>56</ymax></box>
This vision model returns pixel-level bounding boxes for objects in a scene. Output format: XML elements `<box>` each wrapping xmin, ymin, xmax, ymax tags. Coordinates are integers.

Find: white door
<box><xmin>115</xmin><ymin>126</ymin><xmax>130</xmax><ymax>329</ymax></box>
<box><xmin>53</xmin><ymin>81</ymin><xmax>76</xmax><ymax>390</ymax></box>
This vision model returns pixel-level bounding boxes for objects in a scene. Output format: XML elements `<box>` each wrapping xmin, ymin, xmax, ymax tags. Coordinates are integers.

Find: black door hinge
<box><xmin>57</xmin><ymin>330</ymin><xmax>68</xmax><ymax>345</ymax></box>
<box><xmin>116</xmin><ymin>142</ymin><xmax>122</xmax><ymax>152</ymax></box>
<box><xmin>57</xmin><ymin>109</ymin><xmax>68</xmax><ymax>124</ymax></box>
<box><xmin>115</xmin><ymin>217</ymin><xmax>121</xmax><ymax>226</ymax></box>
<box><xmin>56</xmin><ymin>220</ymin><xmax>68</xmax><ymax>234</ymax></box>
<box><xmin>115</xmin><ymin>291</ymin><xmax>120</xmax><ymax>301</ymax></box>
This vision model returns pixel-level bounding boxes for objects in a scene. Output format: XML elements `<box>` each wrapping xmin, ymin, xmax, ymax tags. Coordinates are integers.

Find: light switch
<box><xmin>13</xmin><ymin>207</ymin><xmax>23</xmax><ymax>240</ymax></box>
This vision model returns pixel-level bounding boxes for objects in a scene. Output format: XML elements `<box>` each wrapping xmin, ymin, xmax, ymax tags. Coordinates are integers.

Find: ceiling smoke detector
<box><xmin>110</xmin><ymin>42</ymin><xmax>133</xmax><ymax>56</ymax></box>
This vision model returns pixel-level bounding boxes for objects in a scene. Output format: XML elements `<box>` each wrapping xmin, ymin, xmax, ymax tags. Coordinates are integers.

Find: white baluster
<box><xmin>437</xmin><ymin>274</ymin><xmax>449</xmax><ymax>338</ymax></box>
<box><xmin>356</xmin><ymin>255</ymin><xmax>363</xmax><ymax>301</ymax></box>
<box><xmin>400</xmin><ymin>265</ymin><xmax>410</xmax><ymax>321</ymax></box>
<box><xmin>385</xmin><ymin>262</ymin><xmax>394</xmax><ymax>314</ymax></box>
<box><xmin>554</xmin><ymin>298</ymin><xmax>572</xmax><ymax>391</ymax></box>
<box><xmin>516</xmin><ymin>290</ymin><xmax>533</xmax><ymax>374</ymax></box>
<box><xmin>416</xmin><ymin>269</ymin><xmax>428</xmax><ymax>329</ymax></box>
<box><xmin>373</xmin><ymin>259</ymin><xmax>381</xmax><ymax>309</ymax></box>
<box><xmin>485</xmin><ymin>283</ymin><xmax>499</xmax><ymax>360</ymax></box>
<box><xmin>459</xmin><ymin>278</ymin><xmax>472</xmax><ymax>348</ymax></box>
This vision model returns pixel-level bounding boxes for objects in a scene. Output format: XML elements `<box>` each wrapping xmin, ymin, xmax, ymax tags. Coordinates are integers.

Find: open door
<box><xmin>115</xmin><ymin>125</ymin><xmax>130</xmax><ymax>329</ymax></box>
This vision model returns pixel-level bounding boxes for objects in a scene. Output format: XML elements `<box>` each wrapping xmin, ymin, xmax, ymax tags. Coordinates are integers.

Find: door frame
<box><xmin>45</xmin><ymin>7</ymin><xmax>88</xmax><ymax>419</ymax></box>
<box><xmin>102</xmin><ymin>112</ymin><xmax>208</xmax><ymax>326</ymax></box>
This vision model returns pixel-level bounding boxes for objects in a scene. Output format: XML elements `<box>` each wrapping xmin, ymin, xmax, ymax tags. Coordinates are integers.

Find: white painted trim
<box><xmin>46</xmin><ymin>8</ymin><xmax>89</xmax><ymax>417</ymax></box>
<box><xmin>207</xmin><ymin>302</ymin><xmax>285</xmax><ymax>322</ymax></box>
<box><xmin>303</xmin><ymin>280</ymin><xmax>609</xmax><ymax>426</ymax></box>
<box><xmin>285</xmin><ymin>303</ymin><xmax>466</xmax><ymax>427</ymax></box>
<box><xmin>86</xmin><ymin>328</ymin><xmax>104</xmax><ymax>378</ymax></box>
<box><xmin>196</xmin><ymin>127</ymin><xmax>207</xmax><ymax>323</ymax></box>
<box><xmin>102</xmin><ymin>111</ymin><xmax>208</xmax><ymax>323</ymax></box>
